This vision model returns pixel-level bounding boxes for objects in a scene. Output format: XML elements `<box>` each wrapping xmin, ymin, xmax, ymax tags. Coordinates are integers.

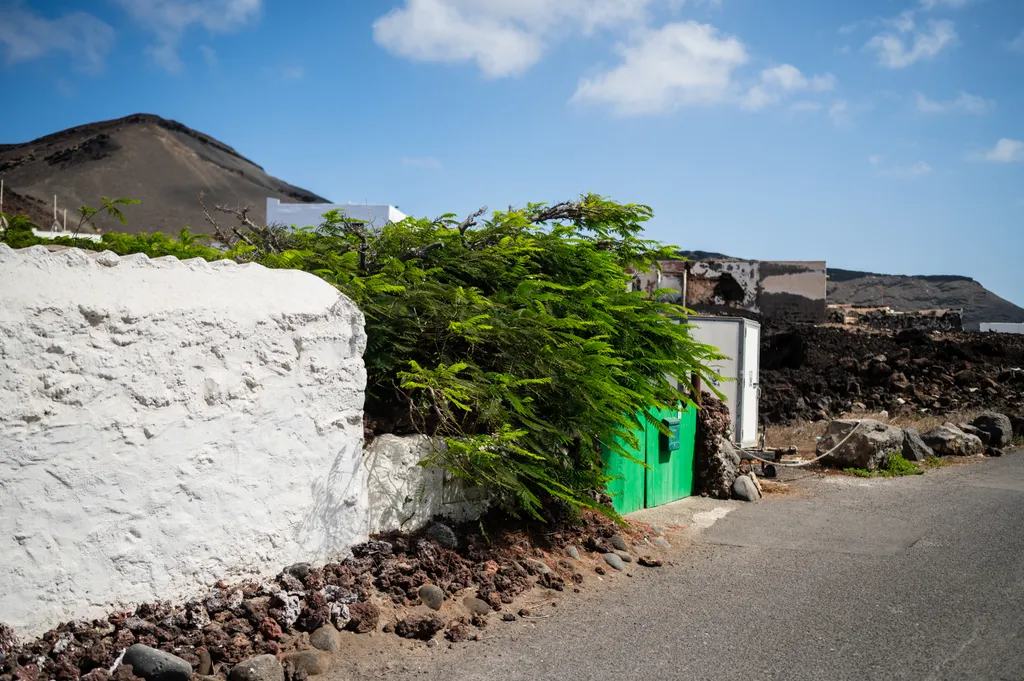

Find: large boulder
<box><xmin>1011</xmin><ymin>414</ymin><xmax>1024</xmax><ymax>439</ymax></box>
<box><xmin>731</xmin><ymin>474</ymin><xmax>761</xmax><ymax>502</ymax></box>
<box><xmin>818</xmin><ymin>419</ymin><xmax>905</xmax><ymax>471</ymax></box>
<box><xmin>958</xmin><ymin>423</ymin><xmax>990</xmax><ymax>446</ymax></box>
<box><xmin>693</xmin><ymin>394</ymin><xmax>739</xmax><ymax>499</ymax></box>
<box><xmin>922</xmin><ymin>424</ymin><xmax>985</xmax><ymax>457</ymax></box>
<box><xmin>901</xmin><ymin>427</ymin><xmax>934</xmax><ymax>462</ymax></box>
<box><xmin>971</xmin><ymin>412</ymin><xmax>1013</xmax><ymax>449</ymax></box>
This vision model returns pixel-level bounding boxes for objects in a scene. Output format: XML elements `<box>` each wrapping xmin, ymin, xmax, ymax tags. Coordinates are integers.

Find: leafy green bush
<box><xmin>843</xmin><ymin>452</ymin><xmax>923</xmax><ymax>478</ymax></box>
<box><xmin>4</xmin><ymin>195</ymin><xmax>723</xmax><ymax>520</ymax></box>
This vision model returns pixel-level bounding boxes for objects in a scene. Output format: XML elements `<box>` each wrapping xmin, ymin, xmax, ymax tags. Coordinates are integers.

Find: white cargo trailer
<box><xmin>686</xmin><ymin>316</ymin><xmax>761</xmax><ymax>449</ymax></box>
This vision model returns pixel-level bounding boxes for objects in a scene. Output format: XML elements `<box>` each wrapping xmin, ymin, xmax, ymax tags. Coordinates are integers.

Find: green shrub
<box><xmin>843</xmin><ymin>452</ymin><xmax>923</xmax><ymax>478</ymax></box>
<box><xmin>4</xmin><ymin>194</ymin><xmax>723</xmax><ymax>520</ymax></box>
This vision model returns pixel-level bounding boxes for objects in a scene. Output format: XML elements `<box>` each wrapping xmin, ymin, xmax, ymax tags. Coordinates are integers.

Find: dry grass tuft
<box><xmin>759</xmin><ymin>480</ymin><xmax>800</xmax><ymax>496</ymax></box>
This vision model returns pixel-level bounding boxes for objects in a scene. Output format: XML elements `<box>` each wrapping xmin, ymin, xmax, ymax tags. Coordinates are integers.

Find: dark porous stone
<box><xmin>284</xmin><ymin>563</ymin><xmax>310</xmax><ymax>581</ymax></box>
<box><xmin>394</xmin><ymin>615</ymin><xmax>445</xmax><ymax>641</ymax></box>
<box><xmin>345</xmin><ymin>602</ymin><xmax>380</xmax><ymax>634</ymax></box>
<box><xmin>425</xmin><ymin>523</ymin><xmax>458</xmax><ymax>550</ymax></box>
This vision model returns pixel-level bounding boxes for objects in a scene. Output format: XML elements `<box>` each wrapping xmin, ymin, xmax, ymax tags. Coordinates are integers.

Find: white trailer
<box><xmin>980</xmin><ymin>323</ymin><xmax>1024</xmax><ymax>335</ymax></box>
<box><xmin>686</xmin><ymin>316</ymin><xmax>761</xmax><ymax>449</ymax></box>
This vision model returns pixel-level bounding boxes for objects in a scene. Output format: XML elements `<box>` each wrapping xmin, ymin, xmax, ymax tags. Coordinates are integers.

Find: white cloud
<box><xmin>919</xmin><ymin>0</ymin><xmax>971</xmax><ymax>9</ymax></box>
<box><xmin>828</xmin><ymin>99</ymin><xmax>850</xmax><ymax>127</ymax></box>
<box><xmin>199</xmin><ymin>44</ymin><xmax>217</xmax><ymax>68</ymax></box>
<box><xmin>790</xmin><ymin>100</ymin><xmax>823</xmax><ymax>112</ymax></box>
<box><xmin>402</xmin><ymin>156</ymin><xmax>444</xmax><ymax>170</ymax></box>
<box><xmin>915</xmin><ymin>91</ymin><xmax>994</xmax><ymax>114</ymax></box>
<box><xmin>877</xmin><ymin>160</ymin><xmax>933</xmax><ymax>178</ymax></box>
<box><xmin>0</xmin><ymin>1</ymin><xmax>114</xmax><ymax>73</ymax></box>
<box><xmin>866</xmin><ymin>18</ymin><xmax>956</xmax><ymax>68</ymax></box>
<box><xmin>373</xmin><ymin>0</ymin><xmax>669</xmax><ymax>78</ymax></box>
<box><xmin>869</xmin><ymin>154</ymin><xmax>885</xmax><ymax>165</ymax></box>
<box><xmin>112</xmin><ymin>0</ymin><xmax>261</xmax><ymax>73</ymax></box>
<box><xmin>970</xmin><ymin>139</ymin><xmax>1024</xmax><ymax>163</ymax></box>
<box><xmin>1009</xmin><ymin>29</ymin><xmax>1024</xmax><ymax>53</ymax></box>
<box><xmin>572</xmin><ymin>21</ymin><xmax>749</xmax><ymax>115</ymax></box>
<box><xmin>888</xmin><ymin>10</ymin><xmax>917</xmax><ymax>33</ymax></box>
<box><xmin>743</xmin><ymin>64</ymin><xmax>835</xmax><ymax>110</ymax></box>
<box><xmin>280</xmin><ymin>66</ymin><xmax>304</xmax><ymax>80</ymax></box>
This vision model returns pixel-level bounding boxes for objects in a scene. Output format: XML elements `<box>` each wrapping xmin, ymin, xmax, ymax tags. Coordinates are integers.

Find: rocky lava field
<box><xmin>760</xmin><ymin>325</ymin><xmax>1024</xmax><ymax>425</ymax></box>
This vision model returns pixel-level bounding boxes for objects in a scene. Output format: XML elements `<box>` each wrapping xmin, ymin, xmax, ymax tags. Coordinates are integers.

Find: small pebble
<box><xmin>603</xmin><ymin>553</ymin><xmax>626</xmax><ymax>571</ymax></box>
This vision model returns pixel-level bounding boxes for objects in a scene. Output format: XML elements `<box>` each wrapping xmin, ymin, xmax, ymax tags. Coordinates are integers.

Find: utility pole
<box><xmin>52</xmin><ymin>194</ymin><xmax>60</xmax><ymax>232</ymax></box>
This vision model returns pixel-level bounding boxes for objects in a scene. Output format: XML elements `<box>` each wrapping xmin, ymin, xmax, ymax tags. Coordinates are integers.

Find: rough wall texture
<box><xmin>637</xmin><ymin>259</ymin><xmax>827</xmax><ymax>323</ymax></box>
<box><xmin>365</xmin><ymin>435</ymin><xmax>486</xmax><ymax>534</ymax></box>
<box><xmin>0</xmin><ymin>245</ymin><xmax>367</xmax><ymax>639</ymax></box>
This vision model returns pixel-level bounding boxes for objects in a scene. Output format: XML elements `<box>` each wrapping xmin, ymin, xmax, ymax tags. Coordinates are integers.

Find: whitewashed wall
<box><xmin>0</xmin><ymin>245</ymin><xmax>368</xmax><ymax>639</ymax></box>
<box><xmin>365</xmin><ymin>435</ymin><xmax>487</xmax><ymax>534</ymax></box>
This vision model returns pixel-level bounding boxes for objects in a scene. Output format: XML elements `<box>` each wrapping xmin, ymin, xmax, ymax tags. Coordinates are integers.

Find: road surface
<box><xmin>346</xmin><ymin>453</ymin><xmax>1024</xmax><ymax>681</ymax></box>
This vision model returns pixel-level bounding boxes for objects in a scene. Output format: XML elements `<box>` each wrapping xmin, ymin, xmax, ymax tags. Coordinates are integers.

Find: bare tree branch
<box><xmin>458</xmin><ymin>206</ymin><xmax>488</xmax><ymax>235</ymax></box>
<box><xmin>527</xmin><ymin>201</ymin><xmax>585</xmax><ymax>224</ymax></box>
<box><xmin>199</xmin><ymin>192</ymin><xmax>256</xmax><ymax>249</ymax></box>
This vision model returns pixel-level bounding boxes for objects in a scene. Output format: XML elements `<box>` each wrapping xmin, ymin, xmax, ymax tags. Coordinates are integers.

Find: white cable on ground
<box><xmin>741</xmin><ymin>420</ymin><xmax>864</xmax><ymax>468</ymax></box>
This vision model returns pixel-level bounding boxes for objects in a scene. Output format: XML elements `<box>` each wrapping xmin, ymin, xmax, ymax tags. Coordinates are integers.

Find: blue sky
<box><xmin>2</xmin><ymin>0</ymin><xmax>1023</xmax><ymax>306</ymax></box>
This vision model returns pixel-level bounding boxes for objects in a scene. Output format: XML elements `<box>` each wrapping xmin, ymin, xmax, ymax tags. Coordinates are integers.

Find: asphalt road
<box><xmin>351</xmin><ymin>453</ymin><xmax>1024</xmax><ymax>681</ymax></box>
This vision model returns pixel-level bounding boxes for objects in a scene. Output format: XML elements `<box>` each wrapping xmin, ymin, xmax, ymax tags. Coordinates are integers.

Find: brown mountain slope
<box><xmin>0</xmin><ymin>114</ymin><xmax>328</xmax><ymax>235</ymax></box>
<box><xmin>827</xmin><ymin>268</ymin><xmax>1024</xmax><ymax>330</ymax></box>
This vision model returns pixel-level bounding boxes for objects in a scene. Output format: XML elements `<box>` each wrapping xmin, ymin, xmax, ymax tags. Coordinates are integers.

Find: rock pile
<box><xmin>1</xmin><ymin>511</ymin><xmax>658</xmax><ymax>681</ymax></box>
<box><xmin>761</xmin><ymin>325</ymin><xmax>1024</xmax><ymax>424</ymax></box>
<box><xmin>817</xmin><ymin>411</ymin><xmax>1016</xmax><ymax>469</ymax></box>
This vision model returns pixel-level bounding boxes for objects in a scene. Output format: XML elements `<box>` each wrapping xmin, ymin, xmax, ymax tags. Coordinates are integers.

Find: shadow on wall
<box><xmin>300</xmin><ymin>440</ymin><xmax>367</xmax><ymax>560</ymax></box>
<box><xmin>364</xmin><ymin>434</ymin><xmax>486</xmax><ymax>534</ymax></box>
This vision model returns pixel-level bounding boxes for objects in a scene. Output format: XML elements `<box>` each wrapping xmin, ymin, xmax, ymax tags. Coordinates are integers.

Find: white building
<box><xmin>31</xmin><ymin>229</ymin><xmax>102</xmax><ymax>242</ymax></box>
<box><xmin>267</xmin><ymin>199</ymin><xmax>407</xmax><ymax>230</ymax></box>
<box><xmin>980</xmin><ymin>322</ymin><xmax>1024</xmax><ymax>335</ymax></box>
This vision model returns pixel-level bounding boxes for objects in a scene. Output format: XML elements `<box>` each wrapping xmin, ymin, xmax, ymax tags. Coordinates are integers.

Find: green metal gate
<box><xmin>603</xmin><ymin>405</ymin><xmax>697</xmax><ymax>514</ymax></box>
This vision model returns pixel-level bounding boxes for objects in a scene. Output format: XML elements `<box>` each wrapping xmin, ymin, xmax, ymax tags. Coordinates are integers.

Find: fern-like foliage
<box><xmin>3</xmin><ymin>194</ymin><xmax>724</xmax><ymax>520</ymax></box>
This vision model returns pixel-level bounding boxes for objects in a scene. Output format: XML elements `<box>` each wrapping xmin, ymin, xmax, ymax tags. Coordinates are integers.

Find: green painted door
<box><xmin>603</xmin><ymin>413</ymin><xmax>647</xmax><ymax>514</ymax></box>
<box><xmin>603</xmin><ymin>405</ymin><xmax>697</xmax><ymax>514</ymax></box>
<box><xmin>645</xmin><ymin>406</ymin><xmax>697</xmax><ymax>508</ymax></box>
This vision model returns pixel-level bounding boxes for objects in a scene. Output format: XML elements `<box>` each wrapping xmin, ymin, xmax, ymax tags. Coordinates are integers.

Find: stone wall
<box><xmin>828</xmin><ymin>305</ymin><xmax>964</xmax><ymax>332</ymax></box>
<box><xmin>0</xmin><ymin>245</ymin><xmax>368</xmax><ymax>639</ymax></box>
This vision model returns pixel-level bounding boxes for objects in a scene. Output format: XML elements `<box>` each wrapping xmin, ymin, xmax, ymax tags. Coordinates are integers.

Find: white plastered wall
<box><xmin>365</xmin><ymin>435</ymin><xmax>486</xmax><ymax>534</ymax></box>
<box><xmin>0</xmin><ymin>245</ymin><xmax>368</xmax><ymax>639</ymax></box>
